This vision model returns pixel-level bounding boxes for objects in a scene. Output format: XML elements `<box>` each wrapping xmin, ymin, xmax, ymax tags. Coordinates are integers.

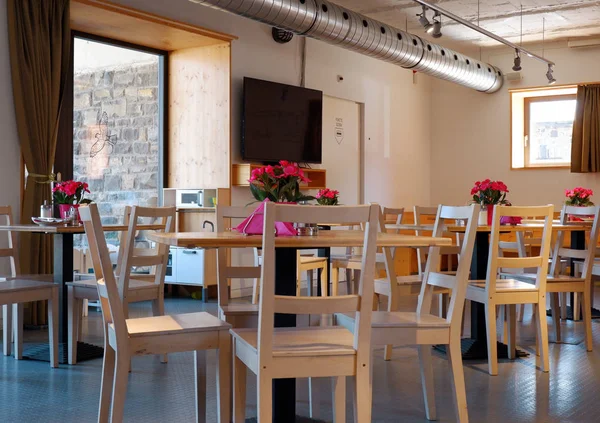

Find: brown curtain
<box><xmin>8</xmin><ymin>0</ymin><xmax>71</xmax><ymax>324</ymax></box>
<box><xmin>571</xmin><ymin>84</ymin><xmax>600</xmax><ymax>173</ymax></box>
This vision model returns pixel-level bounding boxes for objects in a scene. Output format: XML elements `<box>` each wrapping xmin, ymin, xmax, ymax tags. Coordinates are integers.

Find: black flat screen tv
<box><xmin>242</xmin><ymin>77</ymin><xmax>323</xmax><ymax>164</ymax></box>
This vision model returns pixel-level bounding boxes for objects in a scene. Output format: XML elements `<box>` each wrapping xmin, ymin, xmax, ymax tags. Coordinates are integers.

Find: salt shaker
<box><xmin>40</xmin><ymin>200</ymin><xmax>52</xmax><ymax>218</ymax></box>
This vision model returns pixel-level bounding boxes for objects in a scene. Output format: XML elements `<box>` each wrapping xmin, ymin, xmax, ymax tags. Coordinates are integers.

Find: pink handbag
<box><xmin>235</xmin><ymin>199</ymin><xmax>297</xmax><ymax>236</ymax></box>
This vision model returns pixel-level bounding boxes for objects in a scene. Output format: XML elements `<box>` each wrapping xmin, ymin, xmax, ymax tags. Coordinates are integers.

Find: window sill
<box><xmin>511</xmin><ymin>165</ymin><xmax>571</xmax><ymax>170</ymax></box>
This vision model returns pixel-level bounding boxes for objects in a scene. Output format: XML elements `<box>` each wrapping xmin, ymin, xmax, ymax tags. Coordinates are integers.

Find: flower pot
<box><xmin>486</xmin><ymin>204</ymin><xmax>495</xmax><ymax>226</ymax></box>
<box><xmin>58</xmin><ymin>204</ymin><xmax>80</xmax><ymax>223</ymax></box>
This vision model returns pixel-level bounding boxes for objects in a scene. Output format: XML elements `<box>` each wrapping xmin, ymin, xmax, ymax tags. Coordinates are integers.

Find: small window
<box><xmin>510</xmin><ymin>87</ymin><xmax>577</xmax><ymax>169</ymax></box>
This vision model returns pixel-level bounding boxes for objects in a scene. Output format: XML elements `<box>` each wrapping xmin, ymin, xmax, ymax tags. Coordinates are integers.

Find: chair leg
<box><xmin>216</xmin><ymin>335</ymin><xmax>231</xmax><ymax>423</ymax></box>
<box><xmin>332</xmin><ymin>376</ymin><xmax>346</xmax><ymax>423</ymax></box>
<box><xmin>550</xmin><ymin>293</ymin><xmax>561</xmax><ymax>343</ymax></box>
<box><xmin>485</xmin><ymin>303</ymin><xmax>498</xmax><ymax>376</ymax></box>
<box><xmin>77</xmin><ymin>298</ymin><xmax>84</xmax><ymax>342</ymax></box>
<box><xmin>257</xmin><ymin>372</ymin><xmax>272</xmax><ymax>423</ymax></box>
<box><xmin>418</xmin><ymin>345</ymin><xmax>436</xmax><ymax>420</ymax></box>
<box><xmin>322</xmin><ymin>265</ymin><xmax>330</xmax><ymax>297</ymax></box>
<box><xmin>535</xmin><ymin>299</ymin><xmax>550</xmax><ymax>372</ymax></box>
<box><xmin>507</xmin><ymin>305</ymin><xmax>516</xmax><ymax>360</ymax></box>
<box><xmin>352</xmin><ymin>358</ymin><xmax>372</xmax><ymax>423</ymax></box>
<box><xmin>152</xmin><ymin>297</ymin><xmax>168</xmax><ymax>363</ymax></box>
<box><xmin>48</xmin><ymin>289</ymin><xmax>59</xmax><ymax>368</ymax></box>
<box><xmin>331</xmin><ymin>266</ymin><xmax>339</xmax><ymax>295</ymax></box>
<box><xmin>68</xmin><ymin>288</ymin><xmax>79</xmax><ymax>365</ymax></box>
<box><xmin>309</xmin><ymin>378</ymin><xmax>321</xmax><ymax>419</ymax></box>
<box><xmin>251</xmin><ymin>277</ymin><xmax>260</xmax><ymax>305</ymax></box>
<box><xmin>573</xmin><ymin>293</ymin><xmax>581</xmax><ymax>321</ymax></box>
<box><xmin>13</xmin><ymin>303</ymin><xmax>24</xmax><ymax>360</ymax></box>
<box><xmin>448</xmin><ymin>337</ymin><xmax>469</xmax><ymax>423</ymax></box>
<box><xmin>195</xmin><ymin>350</ymin><xmax>207</xmax><ymax>423</ymax></box>
<box><xmin>111</xmin><ymin>350</ymin><xmax>130</xmax><ymax>423</ymax></box>
<box><xmin>98</xmin><ymin>343</ymin><xmax>116</xmax><ymax>423</ymax></box>
<box><xmin>517</xmin><ymin>304</ymin><xmax>525</xmax><ymax>322</ymax></box>
<box><xmin>560</xmin><ymin>293</ymin><xmax>567</xmax><ymax>320</ymax></box>
<box><xmin>581</xmin><ymin>288</ymin><xmax>593</xmax><ymax>352</ymax></box>
<box><xmin>2</xmin><ymin>304</ymin><xmax>12</xmax><ymax>357</ymax></box>
<box><xmin>233</xmin><ymin>342</ymin><xmax>247</xmax><ymax>423</ymax></box>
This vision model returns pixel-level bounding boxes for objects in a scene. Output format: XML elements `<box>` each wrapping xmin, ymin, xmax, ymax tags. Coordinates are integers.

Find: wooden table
<box><xmin>447</xmin><ymin>223</ymin><xmax>590</xmax><ymax>360</ymax></box>
<box><xmin>0</xmin><ymin>223</ymin><xmax>164</xmax><ymax>363</ymax></box>
<box><xmin>149</xmin><ymin>229</ymin><xmax>451</xmax><ymax>423</ymax></box>
<box><xmin>385</xmin><ymin>223</ymin><xmax>435</xmax><ymax>232</ymax></box>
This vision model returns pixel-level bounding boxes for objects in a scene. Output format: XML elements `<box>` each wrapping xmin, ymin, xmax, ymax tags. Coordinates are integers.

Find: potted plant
<box><xmin>53</xmin><ymin>180</ymin><xmax>92</xmax><ymax>221</ymax></box>
<box><xmin>248</xmin><ymin>161</ymin><xmax>314</xmax><ymax>203</ymax></box>
<box><xmin>316</xmin><ymin>188</ymin><xmax>340</xmax><ymax>206</ymax></box>
<box><xmin>565</xmin><ymin>187</ymin><xmax>594</xmax><ymax>221</ymax></box>
<box><xmin>471</xmin><ymin>179</ymin><xmax>509</xmax><ymax>226</ymax></box>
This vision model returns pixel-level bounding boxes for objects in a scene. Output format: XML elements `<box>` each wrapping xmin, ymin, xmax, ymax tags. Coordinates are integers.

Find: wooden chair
<box><xmin>66</xmin><ymin>205</ymin><xmax>175</xmax><ymax>365</ymax></box>
<box><xmin>330</xmin><ymin>207</ymin><xmax>404</xmax><ymax>296</ymax></box>
<box><xmin>514</xmin><ymin>205</ymin><xmax>600</xmax><ymax>351</ymax></box>
<box><xmin>80</xmin><ymin>203</ymin><xmax>231</xmax><ymax>423</ymax></box>
<box><xmin>466</xmin><ymin>205</ymin><xmax>554</xmax><ymax>376</ymax></box>
<box><xmin>336</xmin><ymin>204</ymin><xmax>480</xmax><ymax>423</ymax></box>
<box><xmin>232</xmin><ymin>203</ymin><xmax>380</xmax><ymax>423</ymax></box>
<box><xmin>216</xmin><ymin>205</ymin><xmax>261</xmax><ymax>328</ymax></box>
<box><xmin>0</xmin><ymin>205</ymin><xmax>59</xmax><ymax>367</ymax></box>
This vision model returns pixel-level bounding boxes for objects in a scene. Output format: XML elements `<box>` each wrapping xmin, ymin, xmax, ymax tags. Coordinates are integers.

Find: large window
<box><xmin>511</xmin><ymin>87</ymin><xmax>577</xmax><ymax>169</ymax></box>
<box><xmin>71</xmin><ymin>34</ymin><xmax>166</xmax><ymax>249</ymax></box>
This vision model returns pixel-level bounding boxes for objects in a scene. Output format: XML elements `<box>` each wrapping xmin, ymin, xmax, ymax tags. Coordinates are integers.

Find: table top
<box><xmin>0</xmin><ymin>224</ymin><xmax>165</xmax><ymax>234</ymax></box>
<box><xmin>385</xmin><ymin>224</ymin><xmax>435</xmax><ymax>231</ymax></box>
<box><xmin>447</xmin><ymin>223</ymin><xmax>591</xmax><ymax>233</ymax></box>
<box><xmin>148</xmin><ymin>230</ymin><xmax>452</xmax><ymax>249</ymax></box>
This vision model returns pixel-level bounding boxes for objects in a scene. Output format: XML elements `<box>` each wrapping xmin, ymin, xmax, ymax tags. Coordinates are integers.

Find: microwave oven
<box><xmin>175</xmin><ymin>189</ymin><xmax>217</xmax><ymax>208</ymax></box>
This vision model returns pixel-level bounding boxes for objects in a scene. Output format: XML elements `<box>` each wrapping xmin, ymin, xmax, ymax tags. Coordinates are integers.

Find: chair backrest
<box><xmin>116</xmin><ymin>206</ymin><xmax>175</xmax><ymax>299</ymax></box>
<box><xmin>259</xmin><ymin>203</ymin><xmax>379</xmax><ymax>365</ymax></box>
<box><xmin>416</xmin><ymin>205</ymin><xmax>479</xmax><ymax>325</ymax></box>
<box><xmin>487</xmin><ymin>205</ymin><xmax>554</xmax><ymax>294</ymax></box>
<box><xmin>0</xmin><ymin>206</ymin><xmax>19</xmax><ymax>277</ymax></box>
<box><xmin>216</xmin><ymin>205</ymin><xmax>261</xmax><ymax>307</ymax></box>
<box><xmin>414</xmin><ymin>206</ymin><xmax>459</xmax><ymax>274</ymax></box>
<box><xmin>549</xmin><ymin>205</ymin><xmax>600</xmax><ymax>279</ymax></box>
<box><xmin>79</xmin><ymin>204</ymin><xmax>129</xmax><ymax>343</ymax></box>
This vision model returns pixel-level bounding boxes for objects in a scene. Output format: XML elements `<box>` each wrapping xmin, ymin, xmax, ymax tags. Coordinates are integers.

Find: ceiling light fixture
<box><xmin>418</xmin><ymin>5</ymin><xmax>431</xmax><ymax>29</ymax></box>
<box><xmin>512</xmin><ymin>49</ymin><xmax>522</xmax><ymax>71</ymax></box>
<box><xmin>411</xmin><ymin>0</ymin><xmax>555</xmax><ymax>68</ymax></box>
<box><xmin>430</xmin><ymin>12</ymin><xmax>442</xmax><ymax>38</ymax></box>
<box><xmin>546</xmin><ymin>64</ymin><xmax>556</xmax><ymax>84</ymax></box>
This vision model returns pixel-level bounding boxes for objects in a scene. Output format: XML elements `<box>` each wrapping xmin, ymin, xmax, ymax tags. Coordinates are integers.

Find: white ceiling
<box><xmin>333</xmin><ymin>0</ymin><xmax>600</xmax><ymax>48</ymax></box>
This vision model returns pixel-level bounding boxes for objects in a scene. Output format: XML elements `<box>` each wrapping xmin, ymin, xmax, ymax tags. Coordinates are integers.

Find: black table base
<box><xmin>246</xmin><ymin>417</ymin><xmax>326</xmax><ymax>423</ymax></box>
<box><xmin>21</xmin><ymin>341</ymin><xmax>104</xmax><ymax>364</ymax></box>
<box><xmin>434</xmin><ymin>339</ymin><xmax>528</xmax><ymax>359</ymax></box>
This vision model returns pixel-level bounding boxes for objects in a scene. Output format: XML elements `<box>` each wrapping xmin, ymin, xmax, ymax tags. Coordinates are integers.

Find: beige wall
<box><xmin>431</xmin><ymin>42</ymin><xmax>600</xmax><ymax>207</ymax></box>
<box><xmin>0</xmin><ymin>1</ymin><xmax>21</xmax><ymax>275</ymax></box>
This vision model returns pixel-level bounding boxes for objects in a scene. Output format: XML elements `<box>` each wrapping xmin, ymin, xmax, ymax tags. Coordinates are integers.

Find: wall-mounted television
<box><xmin>242</xmin><ymin>77</ymin><xmax>323</xmax><ymax>164</ymax></box>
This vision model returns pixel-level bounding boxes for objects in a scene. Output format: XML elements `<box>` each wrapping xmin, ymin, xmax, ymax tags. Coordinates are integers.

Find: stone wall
<box><xmin>73</xmin><ymin>61</ymin><xmax>160</xmax><ymax>246</ymax></box>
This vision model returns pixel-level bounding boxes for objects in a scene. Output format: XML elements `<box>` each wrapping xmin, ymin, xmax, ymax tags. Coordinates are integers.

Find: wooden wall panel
<box><xmin>168</xmin><ymin>44</ymin><xmax>231</xmax><ymax>189</ymax></box>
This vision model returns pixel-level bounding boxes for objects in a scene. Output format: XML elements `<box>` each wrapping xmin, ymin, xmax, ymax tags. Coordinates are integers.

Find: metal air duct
<box><xmin>190</xmin><ymin>0</ymin><xmax>503</xmax><ymax>93</ymax></box>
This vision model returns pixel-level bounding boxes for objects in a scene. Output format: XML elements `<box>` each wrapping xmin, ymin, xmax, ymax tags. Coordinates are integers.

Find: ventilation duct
<box><xmin>190</xmin><ymin>0</ymin><xmax>503</xmax><ymax>93</ymax></box>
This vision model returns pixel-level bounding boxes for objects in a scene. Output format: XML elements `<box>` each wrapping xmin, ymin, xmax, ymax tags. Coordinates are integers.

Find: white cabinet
<box><xmin>165</xmin><ymin>246</ymin><xmax>216</xmax><ymax>287</ymax></box>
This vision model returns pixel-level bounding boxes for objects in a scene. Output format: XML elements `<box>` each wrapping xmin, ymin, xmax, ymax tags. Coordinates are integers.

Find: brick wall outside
<box><xmin>73</xmin><ymin>61</ymin><xmax>160</xmax><ymax>246</ymax></box>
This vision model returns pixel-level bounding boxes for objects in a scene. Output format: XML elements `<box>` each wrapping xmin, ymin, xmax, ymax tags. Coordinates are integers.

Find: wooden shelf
<box><xmin>232</xmin><ymin>164</ymin><xmax>327</xmax><ymax>190</ymax></box>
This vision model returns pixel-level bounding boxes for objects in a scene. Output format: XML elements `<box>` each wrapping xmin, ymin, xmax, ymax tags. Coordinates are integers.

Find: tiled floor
<box><xmin>1</xmin><ymin>292</ymin><xmax>599</xmax><ymax>422</ymax></box>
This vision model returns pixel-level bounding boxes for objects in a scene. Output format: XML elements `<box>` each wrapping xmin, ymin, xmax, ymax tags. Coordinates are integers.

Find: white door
<box><xmin>321</xmin><ymin>96</ymin><xmax>361</xmax><ymax>205</ymax></box>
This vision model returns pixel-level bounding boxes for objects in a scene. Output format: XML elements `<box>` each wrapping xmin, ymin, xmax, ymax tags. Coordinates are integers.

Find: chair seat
<box><xmin>116</xmin><ymin>311</ymin><xmax>231</xmax><ymax>337</ymax></box>
<box><xmin>375</xmin><ymin>275</ymin><xmax>422</xmax><ymax>286</ymax></box>
<box><xmin>336</xmin><ymin>311</ymin><xmax>449</xmax><ymax>329</ymax></box>
<box><xmin>331</xmin><ymin>253</ymin><xmax>385</xmax><ymax>263</ymax></box>
<box><xmin>0</xmin><ymin>277</ymin><xmax>55</xmax><ymax>293</ymax></box>
<box><xmin>511</xmin><ymin>273</ymin><xmax>585</xmax><ymax>283</ymax></box>
<box><xmin>468</xmin><ymin>279</ymin><xmax>539</xmax><ymax>292</ymax></box>
<box><xmin>299</xmin><ymin>256</ymin><xmax>328</xmax><ymax>265</ymax></box>
<box><xmin>66</xmin><ymin>278</ymin><xmax>159</xmax><ymax>290</ymax></box>
<box><xmin>231</xmin><ymin>326</ymin><xmax>356</xmax><ymax>357</ymax></box>
<box><xmin>219</xmin><ymin>303</ymin><xmax>259</xmax><ymax>316</ymax></box>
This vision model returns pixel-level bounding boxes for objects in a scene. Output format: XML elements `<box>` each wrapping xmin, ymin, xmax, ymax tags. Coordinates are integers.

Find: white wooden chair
<box><xmin>0</xmin><ymin>205</ymin><xmax>59</xmax><ymax>367</ymax></box>
<box><xmin>337</xmin><ymin>204</ymin><xmax>479</xmax><ymax>423</ymax></box>
<box><xmin>514</xmin><ymin>205</ymin><xmax>600</xmax><ymax>351</ymax></box>
<box><xmin>466</xmin><ymin>205</ymin><xmax>554</xmax><ymax>376</ymax></box>
<box><xmin>231</xmin><ymin>203</ymin><xmax>379</xmax><ymax>423</ymax></box>
<box><xmin>330</xmin><ymin>207</ymin><xmax>404</xmax><ymax>296</ymax></box>
<box><xmin>80</xmin><ymin>203</ymin><xmax>231</xmax><ymax>423</ymax></box>
<box><xmin>216</xmin><ymin>205</ymin><xmax>261</xmax><ymax>328</ymax></box>
<box><xmin>66</xmin><ymin>205</ymin><xmax>175</xmax><ymax>365</ymax></box>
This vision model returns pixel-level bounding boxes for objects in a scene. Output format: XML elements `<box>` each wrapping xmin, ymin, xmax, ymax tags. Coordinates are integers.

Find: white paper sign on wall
<box><xmin>335</xmin><ymin>117</ymin><xmax>344</xmax><ymax>144</ymax></box>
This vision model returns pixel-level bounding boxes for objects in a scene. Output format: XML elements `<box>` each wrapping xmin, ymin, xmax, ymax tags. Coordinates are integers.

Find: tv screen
<box><xmin>242</xmin><ymin>77</ymin><xmax>323</xmax><ymax>164</ymax></box>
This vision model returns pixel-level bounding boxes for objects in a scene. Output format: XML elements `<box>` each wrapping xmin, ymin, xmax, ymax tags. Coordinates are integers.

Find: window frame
<box><xmin>522</xmin><ymin>93</ymin><xmax>577</xmax><ymax>168</ymax></box>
